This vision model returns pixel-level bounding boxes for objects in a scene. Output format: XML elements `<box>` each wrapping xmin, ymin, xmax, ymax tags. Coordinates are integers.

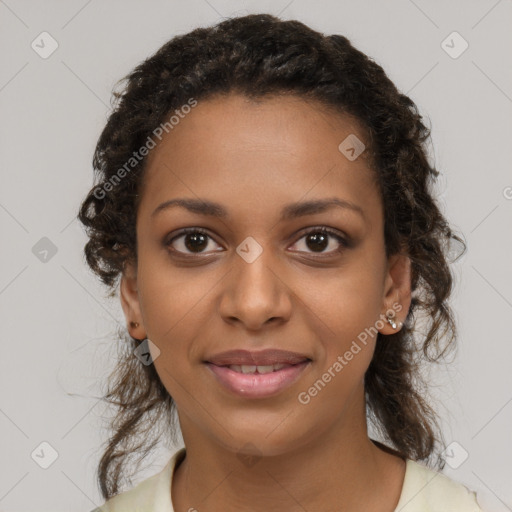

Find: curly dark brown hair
<box><xmin>77</xmin><ymin>13</ymin><xmax>466</xmax><ymax>500</ymax></box>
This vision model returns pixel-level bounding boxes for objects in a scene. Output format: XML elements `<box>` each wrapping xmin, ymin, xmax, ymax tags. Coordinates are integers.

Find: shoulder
<box><xmin>92</xmin><ymin>447</ymin><xmax>186</xmax><ymax>512</ymax></box>
<box><xmin>395</xmin><ymin>459</ymin><xmax>485</xmax><ymax>511</ymax></box>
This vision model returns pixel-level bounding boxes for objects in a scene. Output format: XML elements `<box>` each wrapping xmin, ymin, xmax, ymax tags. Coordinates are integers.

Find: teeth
<box><xmin>228</xmin><ymin>363</ymin><xmax>290</xmax><ymax>374</ymax></box>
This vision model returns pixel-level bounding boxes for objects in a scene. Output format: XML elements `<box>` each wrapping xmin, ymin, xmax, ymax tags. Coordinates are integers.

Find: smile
<box><xmin>226</xmin><ymin>363</ymin><xmax>292</xmax><ymax>374</ymax></box>
<box><xmin>204</xmin><ymin>361</ymin><xmax>311</xmax><ymax>398</ymax></box>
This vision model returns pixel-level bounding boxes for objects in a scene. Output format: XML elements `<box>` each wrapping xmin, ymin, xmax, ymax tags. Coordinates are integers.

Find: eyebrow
<box><xmin>151</xmin><ymin>197</ymin><xmax>365</xmax><ymax>221</ymax></box>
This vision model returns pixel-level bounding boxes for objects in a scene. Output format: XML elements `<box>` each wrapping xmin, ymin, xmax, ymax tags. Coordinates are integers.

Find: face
<box><xmin>121</xmin><ymin>93</ymin><xmax>411</xmax><ymax>457</ymax></box>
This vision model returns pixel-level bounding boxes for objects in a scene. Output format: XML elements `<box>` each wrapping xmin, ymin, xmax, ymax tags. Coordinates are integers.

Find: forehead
<box><xmin>138</xmin><ymin>93</ymin><xmax>380</xmax><ymax>224</ymax></box>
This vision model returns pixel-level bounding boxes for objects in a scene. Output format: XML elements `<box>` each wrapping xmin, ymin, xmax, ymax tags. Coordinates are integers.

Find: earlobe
<box><xmin>120</xmin><ymin>261</ymin><xmax>146</xmax><ymax>339</ymax></box>
<box><xmin>379</xmin><ymin>252</ymin><xmax>412</xmax><ymax>334</ymax></box>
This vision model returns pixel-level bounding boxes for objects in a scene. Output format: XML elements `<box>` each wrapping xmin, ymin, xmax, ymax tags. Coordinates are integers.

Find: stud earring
<box><xmin>386</xmin><ymin>315</ymin><xmax>397</xmax><ymax>329</ymax></box>
<box><xmin>386</xmin><ymin>316</ymin><xmax>404</xmax><ymax>329</ymax></box>
<box><xmin>130</xmin><ymin>321</ymin><xmax>139</xmax><ymax>328</ymax></box>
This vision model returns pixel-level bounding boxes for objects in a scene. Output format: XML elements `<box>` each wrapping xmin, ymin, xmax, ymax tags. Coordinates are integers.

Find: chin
<box><xmin>212</xmin><ymin>420</ymin><xmax>312</xmax><ymax>459</ymax></box>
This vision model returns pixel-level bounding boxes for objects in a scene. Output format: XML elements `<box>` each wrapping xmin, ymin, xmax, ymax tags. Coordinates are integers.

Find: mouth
<box><xmin>204</xmin><ymin>348</ymin><xmax>311</xmax><ymax>367</ymax></box>
<box><xmin>221</xmin><ymin>362</ymin><xmax>299</xmax><ymax>374</ymax></box>
<box><xmin>204</xmin><ymin>358</ymin><xmax>312</xmax><ymax>399</ymax></box>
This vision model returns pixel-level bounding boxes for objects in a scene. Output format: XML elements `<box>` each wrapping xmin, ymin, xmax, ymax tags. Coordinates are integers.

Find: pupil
<box><xmin>185</xmin><ymin>232</ymin><xmax>208</xmax><ymax>252</ymax></box>
<box><xmin>307</xmin><ymin>232</ymin><xmax>328</xmax><ymax>252</ymax></box>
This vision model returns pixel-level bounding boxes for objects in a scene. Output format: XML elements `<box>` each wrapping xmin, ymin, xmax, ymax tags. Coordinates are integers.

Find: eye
<box><xmin>165</xmin><ymin>226</ymin><xmax>349</xmax><ymax>258</ymax></box>
<box><xmin>165</xmin><ymin>228</ymin><xmax>223</xmax><ymax>255</ymax></box>
<box><xmin>289</xmin><ymin>227</ymin><xmax>349</xmax><ymax>255</ymax></box>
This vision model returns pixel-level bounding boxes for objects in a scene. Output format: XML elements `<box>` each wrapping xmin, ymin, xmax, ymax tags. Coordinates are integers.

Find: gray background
<box><xmin>1</xmin><ymin>0</ymin><xmax>511</xmax><ymax>510</ymax></box>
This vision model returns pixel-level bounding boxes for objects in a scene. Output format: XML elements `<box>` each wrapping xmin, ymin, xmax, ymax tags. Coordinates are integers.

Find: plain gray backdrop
<box><xmin>1</xmin><ymin>1</ymin><xmax>511</xmax><ymax>511</ymax></box>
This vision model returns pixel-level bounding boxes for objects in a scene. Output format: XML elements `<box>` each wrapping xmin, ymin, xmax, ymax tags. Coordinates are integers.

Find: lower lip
<box><xmin>205</xmin><ymin>361</ymin><xmax>311</xmax><ymax>399</ymax></box>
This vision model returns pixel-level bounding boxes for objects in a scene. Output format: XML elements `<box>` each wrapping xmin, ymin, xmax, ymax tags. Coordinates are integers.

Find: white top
<box><xmin>93</xmin><ymin>447</ymin><xmax>484</xmax><ymax>511</ymax></box>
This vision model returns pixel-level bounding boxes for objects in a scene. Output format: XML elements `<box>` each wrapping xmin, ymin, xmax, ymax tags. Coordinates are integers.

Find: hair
<box><xmin>77</xmin><ymin>13</ymin><xmax>466</xmax><ymax>500</ymax></box>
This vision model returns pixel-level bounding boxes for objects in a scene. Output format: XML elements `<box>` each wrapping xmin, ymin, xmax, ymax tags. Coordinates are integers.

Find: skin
<box><xmin>120</xmin><ymin>93</ymin><xmax>412</xmax><ymax>512</ymax></box>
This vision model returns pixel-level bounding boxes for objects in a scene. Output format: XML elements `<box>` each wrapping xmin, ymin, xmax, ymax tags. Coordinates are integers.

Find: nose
<box><xmin>218</xmin><ymin>248</ymin><xmax>293</xmax><ymax>331</ymax></box>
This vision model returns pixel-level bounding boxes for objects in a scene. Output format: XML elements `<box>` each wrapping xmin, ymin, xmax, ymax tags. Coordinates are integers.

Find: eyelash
<box><xmin>165</xmin><ymin>226</ymin><xmax>349</xmax><ymax>258</ymax></box>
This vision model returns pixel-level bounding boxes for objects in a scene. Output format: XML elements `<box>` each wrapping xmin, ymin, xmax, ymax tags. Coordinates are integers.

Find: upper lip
<box><xmin>205</xmin><ymin>349</ymin><xmax>311</xmax><ymax>366</ymax></box>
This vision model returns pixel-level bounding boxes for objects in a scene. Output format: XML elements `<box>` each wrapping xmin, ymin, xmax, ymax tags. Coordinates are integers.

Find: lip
<box><xmin>205</xmin><ymin>360</ymin><xmax>311</xmax><ymax>399</ymax></box>
<box><xmin>204</xmin><ymin>349</ymin><xmax>311</xmax><ymax>366</ymax></box>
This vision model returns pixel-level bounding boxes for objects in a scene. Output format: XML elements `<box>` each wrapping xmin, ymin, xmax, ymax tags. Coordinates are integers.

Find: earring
<box><xmin>386</xmin><ymin>315</ymin><xmax>397</xmax><ymax>329</ymax></box>
<box><xmin>386</xmin><ymin>316</ymin><xmax>404</xmax><ymax>329</ymax></box>
<box><xmin>130</xmin><ymin>321</ymin><xmax>139</xmax><ymax>328</ymax></box>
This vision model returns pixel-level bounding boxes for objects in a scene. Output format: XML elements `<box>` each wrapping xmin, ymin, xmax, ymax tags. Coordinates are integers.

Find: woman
<box><xmin>80</xmin><ymin>13</ymin><xmax>484</xmax><ymax>511</ymax></box>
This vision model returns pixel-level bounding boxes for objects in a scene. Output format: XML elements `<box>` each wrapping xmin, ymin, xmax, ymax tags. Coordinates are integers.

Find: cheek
<box><xmin>136</xmin><ymin>261</ymin><xmax>218</xmax><ymax>396</ymax></box>
<box><xmin>138</xmin><ymin>260</ymin><xmax>210</xmax><ymax>341</ymax></box>
<box><xmin>297</xmin><ymin>274</ymin><xmax>382</xmax><ymax>415</ymax></box>
<box><xmin>306</xmin><ymin>264</ymin><xmax>384</xmax><ymax>339</ymax></box>
<box><xmin>137</xmin><ymin>271</ymin><xmax>203</xmax><ymax>407</ymax></box>
<box><xmin>300</xmin><ymin>258</ymin><xmax>384</xmax><ymax>385</ymax></box>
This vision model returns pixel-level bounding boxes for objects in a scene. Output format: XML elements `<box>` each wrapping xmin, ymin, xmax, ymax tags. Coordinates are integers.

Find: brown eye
<box><xmin>165</xmin><ymin>226</ymin><xmax>349</xmax><ymax>258</ymax></box>
<box><xmin>290</xmin><ymin>227</ymin><xmax>348</xmax><ymax>255</ymax></box>
<box><xmin>166</xmin><ymin>228</ymin><xmax>222</xmax><ymax>255</ymax></box>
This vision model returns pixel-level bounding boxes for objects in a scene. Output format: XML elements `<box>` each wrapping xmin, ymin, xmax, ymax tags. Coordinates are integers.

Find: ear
<box><xmin>378</xmin><ymin>252</ymin><xmax>412</xmax><ymax>335</ymax></box>
<box><xmin>120</xmin><ymin>261</ymin><xmax>146</xmax><ymax>340</ymax></box>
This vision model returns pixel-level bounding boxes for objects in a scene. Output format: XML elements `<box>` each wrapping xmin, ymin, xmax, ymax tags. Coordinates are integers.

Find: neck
<box><xmin>171</xmin><ymin>385</ymin><xmax>406</xmax><ymax>512</ymax></box>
